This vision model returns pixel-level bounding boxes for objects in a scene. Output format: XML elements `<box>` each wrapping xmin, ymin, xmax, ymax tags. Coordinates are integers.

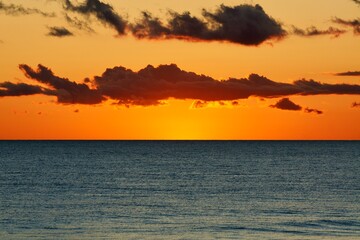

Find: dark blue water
<box><xmin>0</xmin><ymin>141</ymin><xmax>359</xmax><ymax>239</ymax></box>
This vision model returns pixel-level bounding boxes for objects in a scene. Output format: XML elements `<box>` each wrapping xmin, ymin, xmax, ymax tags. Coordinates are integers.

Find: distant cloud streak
<box><xmin>0</xmin><ymin>1</ymin><xmax>55</xmax><ymax>17</ymax></box>
<box><xmin>304</xmin><ymin>107</ymin><xmax>323</xmax><ymax>114</ymax></box>
<box><xmin>333</xmin><ymin>18</ymin><xmax>360</xmax><ymax>35</ymax></box>
<box><xmin>292</xmin><ymin>26</ymin><xmax>346</xmax><ymax>37</ymax></box>
<box><xmin>335</xmin><ymin>71</ymin><xmax>360</xmax><ymax>76</ymax></box>
<box><xmin>0</xmin><ymin>81</ymin><xmax>46</xmax><ymax>97</ymax></box>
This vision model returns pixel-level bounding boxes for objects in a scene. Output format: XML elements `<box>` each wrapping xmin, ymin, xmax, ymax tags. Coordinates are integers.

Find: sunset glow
<box><xmin>0</xmin><ymin>0</ymin><xmax>359</xmax><ymax>139</ymax></box>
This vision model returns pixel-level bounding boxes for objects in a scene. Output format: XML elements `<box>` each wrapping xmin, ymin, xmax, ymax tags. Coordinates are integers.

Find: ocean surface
<box><xmin>0</xmin><ymin>141</ymin><xmax>359</xmax><ymax>239</ymax></box>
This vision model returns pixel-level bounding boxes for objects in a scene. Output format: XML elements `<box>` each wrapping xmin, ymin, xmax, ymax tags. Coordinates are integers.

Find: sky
<box><xmin>0</xmin><ymin>0</ymin><xmax>359</xmax><ymax>139</ymax></box>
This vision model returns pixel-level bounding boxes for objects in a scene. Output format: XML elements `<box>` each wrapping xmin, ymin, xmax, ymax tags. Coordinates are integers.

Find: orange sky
<box><xmin>0</xmin><ymin>0</ymin><xmax>359</xmax><ymax>139</ymax></box>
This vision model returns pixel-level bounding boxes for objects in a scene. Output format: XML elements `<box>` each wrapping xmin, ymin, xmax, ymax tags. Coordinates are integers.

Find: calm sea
<box><xmin>0</xmin><ymin>141</ymin><xmax>359</xmax><ymax>239</ymax></box>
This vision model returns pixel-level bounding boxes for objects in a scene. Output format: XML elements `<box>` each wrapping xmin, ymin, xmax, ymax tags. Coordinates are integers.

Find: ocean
<box><xmin>0</xmin><ymin>141</ymin><xmax>359</xmax><ymax>239</ymax></box>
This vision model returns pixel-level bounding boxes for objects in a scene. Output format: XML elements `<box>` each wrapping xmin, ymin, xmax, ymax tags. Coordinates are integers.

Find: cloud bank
<box><xmin>0</xmin><ymin>63</ymin><xmax>357</xmax><ymax>107</ymax></box>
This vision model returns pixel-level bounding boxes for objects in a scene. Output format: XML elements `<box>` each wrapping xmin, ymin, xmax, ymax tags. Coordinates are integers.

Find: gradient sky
<box><xmin>0</xmin><ymin>0</ymin><xmax>359</xmax><ymax>139</ymax></box>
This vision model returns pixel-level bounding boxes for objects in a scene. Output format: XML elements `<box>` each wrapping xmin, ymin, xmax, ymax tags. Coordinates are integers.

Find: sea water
<box><xmin>0</xmin><ymin>141</ymin><xmax>359</xmax><ymax>239</ymax></box>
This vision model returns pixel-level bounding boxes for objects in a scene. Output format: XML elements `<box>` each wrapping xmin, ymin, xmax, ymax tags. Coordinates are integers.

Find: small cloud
<box><xmin>74</xmin><ymin>109</ymin><xmax>79</xmax><ymax>113</ymax></box>
<box><xmin>232</xmin><ymin>101</ymin><xmax>239</xmax><ymax>106</ymax></box>
<box><xmin>304</xmin><ymin>107</ymin><xmax>323</xmax><ymax>114</ymax></box>
<box><xmin>270</xmin><ymin>98</ymin><xmax>323</xmax><ymax>114</ymax></box>
<box><xmin>64</xmin><ymin>13</ymin><xmax>95</xmax><ymax>33</ymax></box>
<box><xmin>270</xmin><ymin>98</ymin><xmax>302</xmax><ymax>111</ymax></box>
<box><xmin>335</xmin><ymin>71</ymin><xmax>360</xmax><ymax>76</ymax></box>
<box><xmin>38</xmin><ymin>112</ymin><xmax>42</xmax><ymax>115</ymax></box>
<box><xmin>352</xmin><ymin>102</ymin><xmax>360</xmax><ymax>108</ymax></box>
<box><xmin>47</xmin><ymin>26</ymin><xmax>74</xmax><ymax>37</ymax></box>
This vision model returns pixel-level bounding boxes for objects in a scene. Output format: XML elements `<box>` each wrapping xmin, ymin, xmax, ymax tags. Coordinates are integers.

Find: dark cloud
<box><xmin>335</xmin><ymin>71</ymin><xmax>360</xmax><ymax>76</ymax></box>
<box><xmin>131</xmin><ymin>4</ymin><xmax>286</xmax><ymax>46</ymax></box>
<box><xmin>0</xmin><ymin>81</ymin><xmax>46</xmax><ymax>97</ymax></box>
<box><xmin>0</xmin><ymin>1</ymin><xmax>55</xmax><ymax>17</ymax></box>
<box><xmin>63</xmin><ymin>0</ymin><xmax>126</xmax><ymax>35</ymax></box>
<box><xmin>333</xmin><ymin>18</ymin><xmax>360</xmax><ymax>35</ymax></box>
<box><xmin>292</xmin><ymin>26</ymin><xmax>346</xmax><ymax>37</ymax></box>
<box><xmin>232</xmin><ymin>101</ymin><xmax>239</xmax><ymax>106</ymax></box>
<box><xmin>64</xmin><ymin>14</ymin><xmax>95</xmax><ymax>33</ymax></box>
<box><xmin>93</xmin><ymin>64</ymin><xmax>360</xmax><ymax>105</ymax></box>
<box><xmin>2</xmin><ymin>63</ymin><xmax>360</xmax><ymax>106</ymax></box>
<box><xmin>270</xmin><ymin>98</ymin><xmax>323</xmax><ymax>114</ymax></box>
<box><xmin>270</xmin><ymin>98</ymin><xmax>302</xmax><ymax>111</ymax></box>
<box><xmin>353</xmin><ymin>0</ymin><xmax>360</xmax><ymax>5</ymax></box>
<box><xmin>19</xmin><ymin>64</ymin><xmax>103</xmax><ymax>104</ymax></box>
<box><xmin>352</xmin><ymin>102</ymin><xmax>360</xmax><ymax>108</ymax></box>
<box><xmin>47</xmin><ymin>26</ymin><xmax>74</xmax><ymax>37</ymax></box>
<box><xmin>293</xmin><ymin>78</ymin><xmax>360</xmax><ymax>95</ymax></box>
<box><xmin>192</xmin><ymin>100</ymin><xmax>207</xmax><ymax>109</ymax></box>
<box><xmin>304</xmin><ymin>108</ymin><xmax>323</xmax><ymax>114</ymax></box>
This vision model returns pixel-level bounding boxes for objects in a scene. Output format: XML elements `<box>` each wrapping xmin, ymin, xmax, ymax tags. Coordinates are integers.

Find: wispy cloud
<box><xmin>352</xmin><ymin>0</ymin><xmax>360</xmax><ymax>6</ymax></box>
<box><xmin>63</xmin><ymin>0</ymin><xmax>127</xmax><ymax>35</ymax></box>
<box><xmin>47</xmin><ymin>26</ymin><xmax>74</xmax><ymax>37</ymax></box>
<box><xmin>64</xmin><ymin>13</ymin><xmax>95</xmax><ymax>33</ymax></box>
<box><xmin>333</xmin><ymin>18</ymin><xmax>360</xmax><ymax>35</ymax></box>
<box><xmin>304</xmin><ymin>108</ymin><xmax>323</xmax><ymax>114</ymax></box>
<box><xmin>292</xmin><ymin>26</ymin><xmax>346</xmax><ymax>37</ymax></box>
<box><xmin>130</xmin><ymin>4</ymin><xmax>286</xmax><ymax>46</ymax></box>
<box><xmin>0</xmin><ymin>0</ymin><xmax>55</xmax><ymax>17</ymax></box>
